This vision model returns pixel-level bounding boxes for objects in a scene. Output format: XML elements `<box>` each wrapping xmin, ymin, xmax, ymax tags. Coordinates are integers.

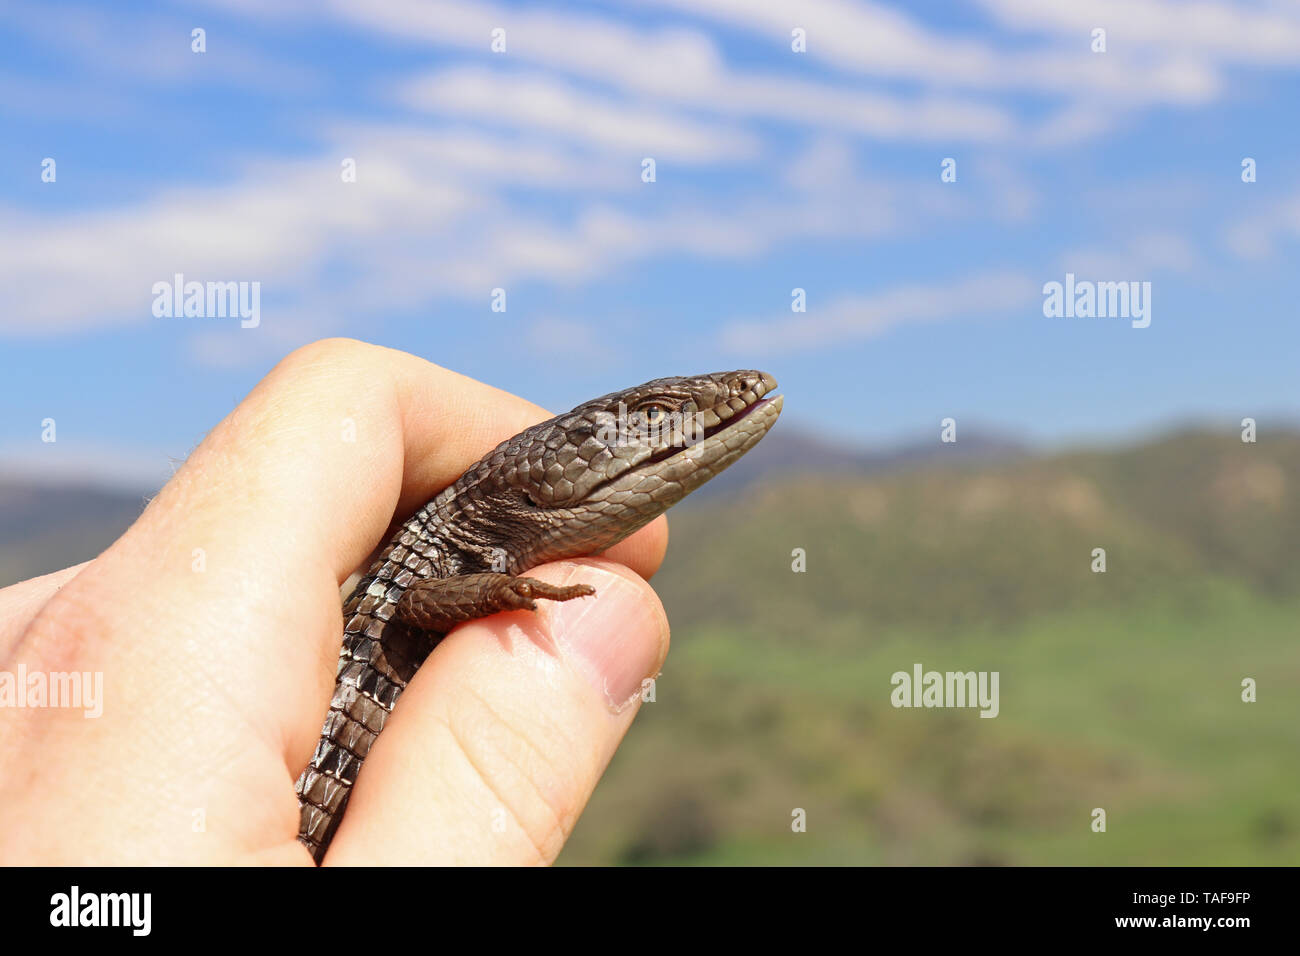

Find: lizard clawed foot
<box><xmin>395</xmin><ymin>572</ymin><xmax>596</xmax><ymax>633</ymax></box>
<box><xmin>504</xmin><ymin>577</ymin><xmax>597</xmax><ymax>611</ymax></box>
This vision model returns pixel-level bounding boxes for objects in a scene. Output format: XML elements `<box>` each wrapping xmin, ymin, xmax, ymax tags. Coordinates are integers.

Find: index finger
<box><xmin>177</xmin><ymin>338</ymin><xmax>666</xmax><ymax>585</ymax></box>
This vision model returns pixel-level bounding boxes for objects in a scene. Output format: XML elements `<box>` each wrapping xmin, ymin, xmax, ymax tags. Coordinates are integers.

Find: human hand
<box><xmin>0</xmin><ymin>339</ymin><xmax>670</xmax><ymax>865</ymax></box>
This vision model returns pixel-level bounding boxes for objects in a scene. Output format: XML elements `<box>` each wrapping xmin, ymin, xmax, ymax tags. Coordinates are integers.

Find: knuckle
<box><xmin>275</xmin><ymin>337</ymin><xmax>374</xmax><ymax>377</ymax></box>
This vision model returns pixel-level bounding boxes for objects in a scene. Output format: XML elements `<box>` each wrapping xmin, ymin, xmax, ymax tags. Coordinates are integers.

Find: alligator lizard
<box><xmin>295</xmin><ymin>370</ymin><xmax>782</xmax><ymax>861</ymax></box>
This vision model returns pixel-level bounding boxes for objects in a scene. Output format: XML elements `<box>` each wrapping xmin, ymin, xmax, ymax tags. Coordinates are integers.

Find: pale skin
<box><xmin>0</xmin><ymin>339</ymin><xmax>671</xmax><ymax>865</ymax></box>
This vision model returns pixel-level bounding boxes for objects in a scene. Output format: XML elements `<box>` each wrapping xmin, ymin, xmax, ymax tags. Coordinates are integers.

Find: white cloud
<box><xmin>322</xmin><ymin>124</ymin><xmax>631</xmax><ymax>191</ymax></box>
<box><xmin>1029</xmin><ymin>103</ymin><xmax>1128</xmax><ymax>148</ymax></box>
<box><xmin>0</xmin><ymin>122</ymin><xmax>613</xmax><ymax>339</ymax></box>
<box><xmin>196</xmin><ymin>0</ymin><xmax>1019</xmax><ymax>143</ymax></box>
<box><xmin>649</xmin><ymin>0</ymin><xmax>1006</xmax><ymax>85</ymax></box>
<box><xmin>1059</xmin><ymin>232</ymin><xmax>1202</xmax><ymax>277</ymax></box>
<box><xmin>1</xmin><ymin>0</ymin><xmax>321</xmax><ymax>93</ymax></box>
<box><xmin>1224</xmin><ymin>192</ymin><xmax>1300</xmax><ymax>259</ymax></box>
<box><xmin>978</xmin><ymin>0</ymin><xmax>1300</xmax><ymax>65</ymax></box>
<box><xmin>0</xmin><ymin>152</ymin><xmax>477</xmax><ymax>335</ymax></box>
<box><xmin>720</xmin><ymin>271</ymin><xmax>1038</xmax><ymax>353</ymax></box>
<box><xmin>0</xmin><ymin>122</ymin><xmax>941</xmax><ymax>349</ymax></box>
<box><xmin>642</xmin><ymin>0</ymin><xmax>1221</xmax><ymax>105</ymax></box>
<box><xmin>7</xmin><ymin>0</ymin><xmax>1280</xmax><ymax>360</ymax></box>
<box><xmin>398</xmin><ymin>68</ymin><xmax>760</xmax><ymax>162</ymax></box>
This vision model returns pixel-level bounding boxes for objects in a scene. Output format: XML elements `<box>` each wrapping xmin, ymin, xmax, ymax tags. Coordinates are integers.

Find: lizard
<box><xmin>295</xmin><ymin>370</ymin><xmax>782</xmax><ymax>861</ymax></box>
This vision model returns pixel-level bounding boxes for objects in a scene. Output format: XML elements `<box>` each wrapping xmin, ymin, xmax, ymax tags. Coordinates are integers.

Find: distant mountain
<box><xmin>0</xmin><ymin>480</ymin><xmax>148</xmax><ymax>586</ymax></box>
<box><xmin>0</xmin><ymin>427</ymin><xmax>1027</xmax><ymax>586</ymax></box>
<box><xmin>0</xmin><ymin>425</ymin><xmax>1281</xmax><ymax>598</ymax></box>
<box><xmin>562</xmin><ymin>426</ymin><xmax>1300</xmax><ymax>866</ymax></box>
<box><xmin>654</xmin><ymin>426</ymin><xmax>1300</xmax><ymax>635</ymax></box>
<box><xmin>694</xmin><ymin>425</ymin><xmax>1030</xmax><ymax>497</ymax></box>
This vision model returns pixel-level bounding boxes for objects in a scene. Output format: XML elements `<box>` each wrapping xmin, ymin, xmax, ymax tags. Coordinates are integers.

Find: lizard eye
<box><xmin>641</xmin><ymin>404</ymin><xmax>667</xmax><ymax>426</ymax></box>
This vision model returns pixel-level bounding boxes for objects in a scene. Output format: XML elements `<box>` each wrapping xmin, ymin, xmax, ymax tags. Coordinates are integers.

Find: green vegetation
<box><xmin>4</xmin><ymin>430</ymin><xmax>1296</xmax><ymax>865</ymax></box>
<box><xmin>560</xmin><ymin>431</ymin><xmax>1300</xmax><ymax>865</ymax></box>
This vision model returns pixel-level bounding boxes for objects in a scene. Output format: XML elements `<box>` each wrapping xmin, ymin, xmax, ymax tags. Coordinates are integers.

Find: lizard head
<box><xmin>459</xmin><ymin>370</ymin><xmax>782</xmax><ymax>570</ymax></box>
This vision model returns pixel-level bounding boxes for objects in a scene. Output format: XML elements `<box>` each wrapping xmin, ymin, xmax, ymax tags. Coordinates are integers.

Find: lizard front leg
<box><xmin>395</xmin><ymin>573</ymin><xmax>595</xmax><ymax>634</ymax></box>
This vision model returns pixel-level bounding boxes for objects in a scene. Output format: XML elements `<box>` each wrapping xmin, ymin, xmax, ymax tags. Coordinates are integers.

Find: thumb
<box><xmin>321</xmin><ymin>559</ymin><xmax>670</xmax><ymax>865</ymax></box>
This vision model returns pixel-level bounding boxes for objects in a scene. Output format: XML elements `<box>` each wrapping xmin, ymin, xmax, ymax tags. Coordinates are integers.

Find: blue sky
<box><xmin>2</xmin><ymin>0</ymin><xmax>1298</xmax><ymax>488</ymax></box>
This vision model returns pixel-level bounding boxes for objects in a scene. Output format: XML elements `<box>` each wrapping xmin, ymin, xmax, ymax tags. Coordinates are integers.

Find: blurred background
<box><xmin>1</xmin><ymin>0</ymin><xmax>1297</xmax><ymax>864</ymax></box>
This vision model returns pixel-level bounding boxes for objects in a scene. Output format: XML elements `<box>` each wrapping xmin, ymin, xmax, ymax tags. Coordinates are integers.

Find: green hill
<box><xmin>559</xmin><ymin>429</ymin><xmax>1300</xmax><ymax>865</ymax></box>
<box><xmin>4</xmin><ymin>430</ymin><xmax>1297</xmax><ymax>865</ymax></box>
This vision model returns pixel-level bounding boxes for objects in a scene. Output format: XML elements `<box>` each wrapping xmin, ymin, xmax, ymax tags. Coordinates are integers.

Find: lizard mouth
<box><xmin>528</xmin><ymin>393</ymin><xmax>783</xmax><ymax>512</ymax></box>
<box><xmin>574</xmin><ymin>372</ymin><xmax>783</xmax><ymax>511</ymax></box>
<box><xmin>705</xmin><ymin>395</ymin><xmax>778</xmax><ymax>435</ymax></box>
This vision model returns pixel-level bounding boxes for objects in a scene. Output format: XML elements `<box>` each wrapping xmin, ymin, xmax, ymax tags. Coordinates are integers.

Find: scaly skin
<box><xmin>295</xmin><ymin>371</ymin><xmax>783</xmax><ymax>861</ymax></box>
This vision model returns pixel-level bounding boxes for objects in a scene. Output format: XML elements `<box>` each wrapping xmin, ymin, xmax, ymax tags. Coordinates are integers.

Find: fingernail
<box><xmin>545</xmin><ymin>563</ymin><xmax>668</xmax><ymax>713</ymax></box>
